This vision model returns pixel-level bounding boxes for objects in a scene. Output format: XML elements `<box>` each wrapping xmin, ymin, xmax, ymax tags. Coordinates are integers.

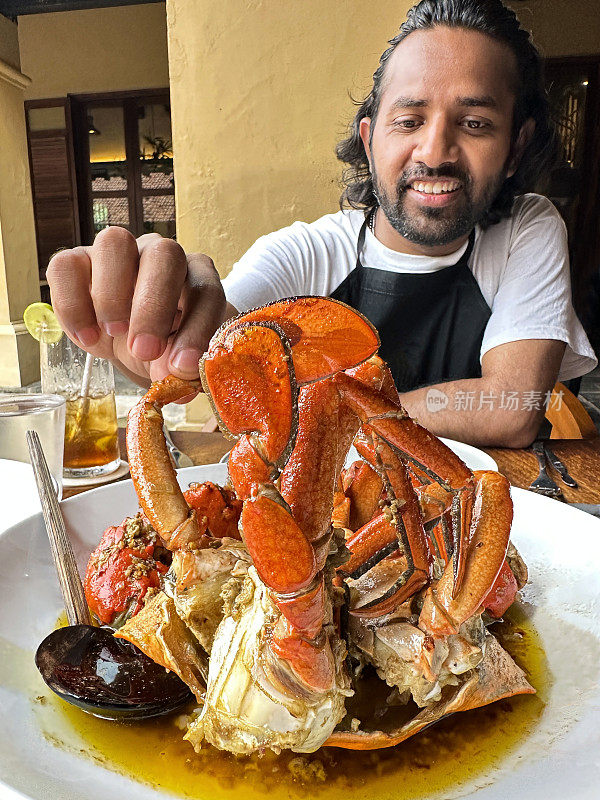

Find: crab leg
<box><xmin>279</xmin><ymin>380</ymin><xmax>349</xmax><ymax>567</ymax></box>
<box><xmin>332</xmin><ymin>484</ymin><xmax>351</xmax><ymax>530</ymax></box>
<box><xmin>341</xmin><ymin>432</ymin><xmax>432</xmax><ymax>615</ymax></box>
<box><xmin>127</xmin><ymin>375</ymin><xmax>202</xmax><ymax>549</ymax></box>
<box><xmin>331</xmin><ymin>374</ymin><xmax>513</xmax><ymax>619</ymax></box>
<box><xmin>341</xmin><ymin>513</ymin><xmax>401</xmax><ymax>578</ymax></box>
<box><xmin>333</xmin><ymin>373</ymin><xmax>473</xmax><ymax>491</ymax></box>
<box><xmin>431</xmin><ymin>506</ymin><xmax>454</xmax><ymax>562</ymax></box>
<box><xmin>341</xmin><ymin>460</ymin><xmax>384</xmax><ymax>531</ymax></box>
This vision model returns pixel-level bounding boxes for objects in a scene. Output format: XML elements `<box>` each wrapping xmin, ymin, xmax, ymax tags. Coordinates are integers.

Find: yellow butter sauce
<box><xmin>38</xmin><ymin>604</ymin><xmax>548</xmax><ymax>800</ymax></box>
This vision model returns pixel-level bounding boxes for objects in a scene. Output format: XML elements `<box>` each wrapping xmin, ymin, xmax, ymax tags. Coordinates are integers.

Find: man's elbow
<box><xmin>492</xmin><ymin>412</ymin><xmax>542</xmax><ymax>449</ymax></box>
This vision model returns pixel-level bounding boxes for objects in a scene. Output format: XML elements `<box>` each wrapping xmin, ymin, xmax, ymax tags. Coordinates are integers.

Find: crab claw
<box><xmin>240</xmin><ymin>492</ymin><xmax>316</xmax><ymax>595</ymax></box>
<box><xmin>214</xmin><ymin>297</ymin><xmax>380</xmax><ymax>385</ymax></box>
<box><xmin>338</xmin><ymin>432</ymin><xmax>432</xmax><ymax>616</ymax></box>
<box><xmin>419</xmin><ymin>471</ymin><xmax>513</xmax><ymax>636</ymax></box>
<box><xmin>200</xmin><ymin>322</ymin><xmax>298</xmax><ymax>467</ymax></box>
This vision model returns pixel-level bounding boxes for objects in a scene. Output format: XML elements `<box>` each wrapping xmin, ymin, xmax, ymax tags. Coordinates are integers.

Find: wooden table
<box><xmin>63</xmin><ymin>428</ymin><xmax>600</xmax><ymax>504</ymax></box>
<box><xmin>485</xmin><ymin>437</ymin><xmax>600</xmax><ymax>503</ymax></box>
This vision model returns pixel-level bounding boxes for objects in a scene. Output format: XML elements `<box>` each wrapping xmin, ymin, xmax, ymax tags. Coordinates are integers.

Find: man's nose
<box><xmin>411</xmin><ymin>119</ymin><xmax>459</xmax><ymax>167</ymax></box>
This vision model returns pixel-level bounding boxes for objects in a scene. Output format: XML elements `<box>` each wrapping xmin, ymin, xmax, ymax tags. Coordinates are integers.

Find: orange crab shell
<box><xmin>326</xmin><ymin>633</ymin><xmax>534</xmax><ymax>750</ymax></box>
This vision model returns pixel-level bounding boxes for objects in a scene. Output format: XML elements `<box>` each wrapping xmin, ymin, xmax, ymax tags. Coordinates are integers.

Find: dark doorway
<box><xmin>543</xmin><ymin>56</ymin><xmax>600</xmax><ymax>355</ymax></box>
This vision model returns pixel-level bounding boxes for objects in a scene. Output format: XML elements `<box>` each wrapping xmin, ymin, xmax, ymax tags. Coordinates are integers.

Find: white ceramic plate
<box><xmin>220</xmin><ymin>437</ymin><xmax>499</xmax><ymax>473</ymax></box>
<box><xmin>1</xmin><ymin>437</ymin><xmax>494</xmax><ymax>538</ymax></box>
<box><xmin>439</xmin><ymin>437</ymin><xmax>497</xmax><ymax>472</ymax></box>
<box><xmin>1</xmin><ymin>465</ymin><xmax>599</xmax><ymax>800</ymax></box>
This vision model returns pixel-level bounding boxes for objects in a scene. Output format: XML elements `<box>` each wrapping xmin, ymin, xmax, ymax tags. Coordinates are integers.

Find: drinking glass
<box><xmin>40</xmin><ymin>337</ymin><xmax>121</xmax><ymax>479</ymax></box>
<box><xmin>0</xmin><ymin>394</ymin><xmax>66</xmax><ymax>498</ymax></box>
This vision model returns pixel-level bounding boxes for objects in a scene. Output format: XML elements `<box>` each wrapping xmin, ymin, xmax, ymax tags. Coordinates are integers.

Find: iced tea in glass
<box><xmin>41</xmin><ymin>337</ymin><xmax>121</xmax><ymax>478</ymax></box>
<box><xmin>63</xmin><ymin>392</ymin><xmax>120</xmax><ymax>474</ymax></box>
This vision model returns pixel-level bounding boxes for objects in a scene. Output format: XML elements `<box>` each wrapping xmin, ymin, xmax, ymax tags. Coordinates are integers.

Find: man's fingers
<box><xmin>47</xmin><ymin>246</ymin><xmax>100</xmax><ymax>347</ymax></box>
<box><xmin>47</xmin><ymin>230</ymin><xmax>229</xmax><ymax>388</ymax></box>
<box><xmin>127</xmin><ymin>236</ymin><xmax>188</xmax><ymax>362</ymax></box>
<box><xmin>167</xmin><ymin>253</ymin><xmax>230</xmax><ymax>377</ymax></box>
<box><xmin>90</xmin><ymin>226</ymin><xmax>139</xmax><ymax>337</ymax></box>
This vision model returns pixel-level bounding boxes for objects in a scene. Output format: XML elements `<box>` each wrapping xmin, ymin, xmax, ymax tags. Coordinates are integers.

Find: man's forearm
<box><xmin>399</xmin><ymin>376</ymin><xmax>546</xmax><ymax>448</ymax></box>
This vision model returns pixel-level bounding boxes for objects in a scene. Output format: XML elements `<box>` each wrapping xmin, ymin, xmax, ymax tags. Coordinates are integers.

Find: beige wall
<box><xmin>0</xmin><ymin>79</ymin><xmax>39</xmax><ymax>325</ymax></box>
<box><xmin>167</xmin><ymin>0</ymin><xmax>416</xmax><ymax>276</ymax></box>
<box><xmin>0</xmin><ymin>16</ymin><xmax>39</xmax><ymax>386</ymax></box>
<box><xmin>18</xmin><ymin>3</ymin><xmax>169</xmax><ymax>100</ymax></box>
<box><xmin>507</xmin><ymin>0</ymin><xmax>600</xmax><ymax>57</ymax></box>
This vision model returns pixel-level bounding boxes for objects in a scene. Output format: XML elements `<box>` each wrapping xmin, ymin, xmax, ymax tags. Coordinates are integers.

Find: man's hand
<box><xmin>399</xmin><ymin>339</ymin><xmax>567</xmax><ymax>448</ymax></box>
<box><xmin>46</xmin><ymin>227</ymin><xmax>237</xmax><ymax>385</ymax></box>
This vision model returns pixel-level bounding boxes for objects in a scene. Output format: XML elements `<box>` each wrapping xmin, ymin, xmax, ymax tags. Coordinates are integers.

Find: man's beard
<box><xmin>372</xmin><ymin>164</ymin><xmax>507</xmax><ymax>248</ymax></box>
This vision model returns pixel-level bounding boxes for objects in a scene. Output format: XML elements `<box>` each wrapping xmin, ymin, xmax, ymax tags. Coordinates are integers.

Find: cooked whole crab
<box><xmin>86</xmin><ymin>296</ymin><xmax>533</xmax><ymax>755</ymax></box>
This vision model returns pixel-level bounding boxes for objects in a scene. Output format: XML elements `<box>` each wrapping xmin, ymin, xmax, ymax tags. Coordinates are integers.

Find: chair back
<box><xmin>546</xmin><ymin>382</ymin><xmax>597</xmax><ymax>439</ymax></box>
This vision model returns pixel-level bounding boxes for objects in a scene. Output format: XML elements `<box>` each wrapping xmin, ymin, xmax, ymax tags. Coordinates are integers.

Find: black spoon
<box><xmin>35</xmin><ymin>624</ymin><xmax>192</xmax><ymax>720</ymax></box>
<box><xmin>27</xmin><ymin>430</ymin><xmax>192</xmax><ymax>720</ymax></box>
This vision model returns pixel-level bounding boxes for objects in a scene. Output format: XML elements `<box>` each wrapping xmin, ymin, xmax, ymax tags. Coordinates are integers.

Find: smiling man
<box><xmin>47</xmin><ymin>0</ymin><xmax>596</xmax><ymax>447</ymax></box>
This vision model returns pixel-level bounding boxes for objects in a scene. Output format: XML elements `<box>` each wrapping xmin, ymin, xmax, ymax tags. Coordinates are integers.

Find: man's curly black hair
<box><xmin>336</xmin><ymin>0</ymin><xmax>557</xmax><ymax>228</ymax></box>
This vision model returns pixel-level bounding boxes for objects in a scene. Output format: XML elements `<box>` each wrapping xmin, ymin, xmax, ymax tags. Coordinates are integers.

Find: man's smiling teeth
<box><xmin>411</xmin><ymin>180</ymin><xmax>462</xmax><ymax>194</ymax></box>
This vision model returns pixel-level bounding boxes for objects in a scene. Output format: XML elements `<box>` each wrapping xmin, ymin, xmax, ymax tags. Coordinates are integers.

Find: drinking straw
<box><xmin>80</xmin><ymin>352</ymin><xmax>94</xmax><ymax>400</ymax></box>
<box><xmin>65</xmin><ymin>351</ymin><xmax>93</xmax><ymax>442</ymax></box>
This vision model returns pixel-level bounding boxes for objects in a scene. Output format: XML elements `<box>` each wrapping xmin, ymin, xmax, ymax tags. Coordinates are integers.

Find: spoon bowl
<box><xmin>36</xmin><ymin>624</ymin><xmax>193</xmax><ymax>720</ymax></box>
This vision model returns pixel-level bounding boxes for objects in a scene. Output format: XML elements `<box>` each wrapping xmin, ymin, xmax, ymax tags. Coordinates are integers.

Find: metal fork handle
<box><xmin>544</xmin><ymin>443</ymin><xmax>578</xmax><ymax>488</ymax></box>
<box><xmin>531</xmin><ymin>440</ymin><xmax>550</xmax><ymax>475</ymax></box>
<box><xmin>26</xmin><ymin>430</ymin><xmax>92</xmax><ymax>628</ymax></box>
<box><xmin>529</xmin><ymin>440</ymin><xmax>562</xmax><ymax>497</ymax></box>
<box><xmin>164</xmin><ymin>426</ymin><xmax>194</xmax><ymax>469</ymax></box>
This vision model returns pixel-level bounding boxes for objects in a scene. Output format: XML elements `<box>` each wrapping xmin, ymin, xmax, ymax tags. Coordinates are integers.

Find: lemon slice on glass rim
<box><xmin>23</xmin><ymin>302</ymin><xmax>64</xmax><ymax>344</ymax></box>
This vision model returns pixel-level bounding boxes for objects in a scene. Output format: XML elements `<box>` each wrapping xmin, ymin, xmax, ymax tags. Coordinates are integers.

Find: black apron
<box><xmin>330</xmin><ymin>216</ymin><xmax>491</xmax><ymax>392</ymax></box>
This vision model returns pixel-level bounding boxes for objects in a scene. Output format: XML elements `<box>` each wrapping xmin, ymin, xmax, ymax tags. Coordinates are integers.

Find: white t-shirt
<box><xmin>223</xmin><ymin>194</ymin><xmax>597</xmax><ymax>381</ymax></box>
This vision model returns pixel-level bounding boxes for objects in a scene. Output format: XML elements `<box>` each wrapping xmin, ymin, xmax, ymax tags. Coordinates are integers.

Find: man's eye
<box><xmin>462</xmin><ymin>119</ymin><xmax>490</xmax><ymax>130</ymax></box>
<box><xmin>393</xmin><ymin>119</ymin><xmax>422</xmax><ymax>130</ymax></box>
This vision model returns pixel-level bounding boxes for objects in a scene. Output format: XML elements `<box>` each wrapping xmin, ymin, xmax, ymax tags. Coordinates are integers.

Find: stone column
<box><xmin>0</xmin><ymin>57</ymin><xmax>40</xmax><ymax>387</ymax></box>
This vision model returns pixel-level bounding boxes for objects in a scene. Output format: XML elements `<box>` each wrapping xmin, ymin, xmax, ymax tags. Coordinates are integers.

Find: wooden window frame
<box><xmin>25</xmin><ymin>96</ymin><xmax>81</xmax><ymax>283</ymax></box>
<box><xmin>69</xmin><ymin>89</ymin><xmax>172</xmax><ymax>244</ymax></box>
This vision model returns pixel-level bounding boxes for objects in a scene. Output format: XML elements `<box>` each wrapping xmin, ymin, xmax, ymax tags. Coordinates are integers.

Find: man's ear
<box><xmin>507</xmin><ymin>117</ymin><xmax>535</xmax><ymax>178</ymax></box>
<box><xmin>359</xmin><ymin>117</ymin><xmax>373</xmax><ymax>169</ymax></box>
